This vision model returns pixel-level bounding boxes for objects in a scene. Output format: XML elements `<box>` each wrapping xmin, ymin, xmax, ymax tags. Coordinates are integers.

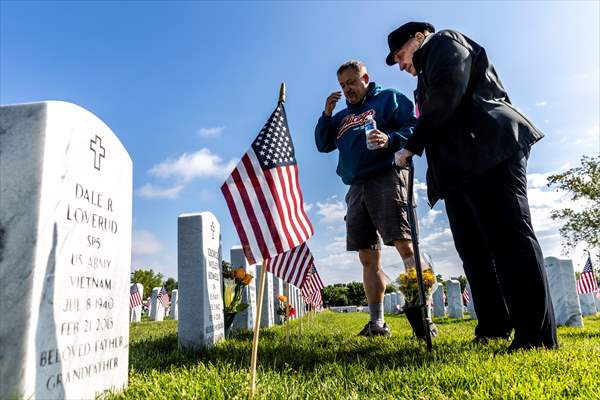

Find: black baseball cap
<box><xmin>386</xmin><ymin>22</ymin><xmax>436</xmax><ymax>66</ymax></box>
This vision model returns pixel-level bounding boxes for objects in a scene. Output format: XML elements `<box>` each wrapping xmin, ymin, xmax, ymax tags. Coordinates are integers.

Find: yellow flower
<box><xmin>278</xmin><ymin>294</ymin><xmax>288</xmax><ymax>302</ymax></box>
<box><xmin>233</xmin><ymin>268</ymin><xmax>246</xmax><ymax>280</ymax></box>
<box><xmin>223</xmin><ymin>284</ymin><xmax>235</xmax><ymax>309</ymax></box>
<box><xmin>242</xmin><ymin>273</ymin><xmax>253</xmax><ymax>285</ymax></box>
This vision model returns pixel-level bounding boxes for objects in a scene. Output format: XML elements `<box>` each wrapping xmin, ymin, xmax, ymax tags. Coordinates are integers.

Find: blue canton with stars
<box><xmin>251</xmin><ymin>104</ymin><xmax>296</xmax><ymax>170</ymax></box>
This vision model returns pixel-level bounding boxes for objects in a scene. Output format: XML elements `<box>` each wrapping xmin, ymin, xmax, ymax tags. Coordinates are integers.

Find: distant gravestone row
<box><xmin>427</xmin><ymin>257</ymin><xmax>598</xmax><ymax>326</ymax></box>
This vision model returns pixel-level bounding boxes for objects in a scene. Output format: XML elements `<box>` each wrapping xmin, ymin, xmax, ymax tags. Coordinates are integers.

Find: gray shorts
<box><xmin>345</xmin><ymin>166</ymin><xmax>416</xmax><ymax>251</ymax></box>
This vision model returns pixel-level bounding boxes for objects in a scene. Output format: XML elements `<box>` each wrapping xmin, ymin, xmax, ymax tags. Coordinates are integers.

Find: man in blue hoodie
<box><xmin>315</xmin><ymin>60</ymin><xmax>417</xmax><ymax>337</ymax></box>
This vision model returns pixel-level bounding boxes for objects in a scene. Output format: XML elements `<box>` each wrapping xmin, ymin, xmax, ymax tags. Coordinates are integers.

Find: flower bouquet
<box><xmin>275</xmin><ymin>294</ymin><xmax>296</xmax><ymax>323</ymax></box>
<box><xmin>276</xmin><ymin>294</ymin><xmax>297</xmax><ymax>345</ymax></box>
<box><xmin>397</xmin><ymin>261</ymin><xmax>438</xmax><ymax>340</ymax></box>
<box><xmin>222</xmin><ymin>265</ymin><xmax>254</xmax><ymax>334</ymax></box>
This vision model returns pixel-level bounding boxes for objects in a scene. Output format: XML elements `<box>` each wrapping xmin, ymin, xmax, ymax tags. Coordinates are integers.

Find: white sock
<box><xmin>369</xmin><ymin>303</ymin><xmax>385</xmax><ymax>327</ymax></box>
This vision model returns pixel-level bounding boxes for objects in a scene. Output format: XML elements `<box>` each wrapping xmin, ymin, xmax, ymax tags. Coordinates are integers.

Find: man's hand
<box><xmin>394</xmin><ymin>148</ymin><xmax>414</xmax><ymax>167</ymax></box>
<box><xmin>367</xmin><ymin>129</ymin><xmax>389</xmax><ymax>149</ymax></box>
<box><xmin>324</xmin><ymin>91</ymin><xmax>342</xmax><ymax>116</ymax></box>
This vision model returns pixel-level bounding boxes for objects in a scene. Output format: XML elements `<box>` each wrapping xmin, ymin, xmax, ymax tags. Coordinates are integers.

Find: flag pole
<box><xmin>279</xmin><ymin>82</ymin><xmax>286</xmax><ymax>103</ymax></box>
<box><xmin>248</xmin><ymin>83</ymin><xmax>286</xmax><ymax>398</ymax></box>
<box><xmin>249</xmin><ymin>259</ymin><xmax>267</xmax><ymax>398</ymax></box>
<box><xmin>299</xmin><ymin>296</ymin><xmax>303</xmax><ymax>337</ymax></box>
<box><xmin>286</xmin><ymin>282</ymin><xmax>291</xmax><ymax>346</ymax></box>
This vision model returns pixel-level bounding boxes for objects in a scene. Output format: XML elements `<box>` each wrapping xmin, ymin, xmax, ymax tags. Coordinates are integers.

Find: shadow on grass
<box><xmin>129</xmin><ymin>324</ymin><xmax>484</xmax><ymax>375</ymax></box>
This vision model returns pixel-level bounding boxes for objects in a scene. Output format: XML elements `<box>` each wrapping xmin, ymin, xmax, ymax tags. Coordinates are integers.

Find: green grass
<box><xmin>107</xmin><ymin>312</ymin><xmax>600</xmax><ymax>399</ymax></box>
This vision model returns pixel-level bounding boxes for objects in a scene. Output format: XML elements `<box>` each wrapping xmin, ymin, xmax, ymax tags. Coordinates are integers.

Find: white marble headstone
<box><xmin>446</xmin><ymin>280</ymin><xmax>464</xmax><ymax>318</ymax></box>
<box><xmin>390</xmin><ymin>293</ymin><xmax>398</xmax><ymax>313</ymax></box>
<box><xmin>170</xmin><ymin>289</ymin><xmax>179</xmax><ymax>320</ymax></box>
<box><xmin>177</xmin><ymin>212</ymin><xmax>224</xmax><ymax>349</ymax></box>
<box><xmin>384</xmin><ymin>294</ymin><xmax>392</xmax><ymax>314</ymax></box>
<box><xmin>130</xmin><ymin>283</ymin><xmax>144</xmax><ymax>323</ymax></box>
<box><xmin>230</xmin><ymin>246</ymin><xmax>257</xmax><ymax>331</ymax></box>
<box><xmin>465</xmin><ymin>283</ymin><xmax>477</xmax><ymax>320</ymax></box>
<box><xmin>149</xmin><ymin>287</ymin><xmax>165</xmax><ymax>322</ymax></box>
<box><xmin>432</xmin><ymin>285</ymin><xmax>445</xmax><ymax>317</ymax></box>
<box><xmin>0</xmin><ymin>102</ymin><xmax>131</xmax><ymax>400</ymax></box>
<box><xmin>397</xmin><ymin>292</ymin><xmax>405</xmax><ymax>311</ymax></box>
<box><xmin>294</xmin><ymin>286</ymin><xmax>300</xmax><ymax>320</ymax></box>
<box><xmin>256</xmin><ymin>266</ymin><xmax>274</xmax><ymax>328</ymax></box>
<box><xmin>544</xmin><ymin>257</ymin><xmax>583</xmax><ymax>327</ymax></box>
<box><xmin>579</xmin><ymin>293</ymin><xmax>597</xmax><ymax>316</ymax></box>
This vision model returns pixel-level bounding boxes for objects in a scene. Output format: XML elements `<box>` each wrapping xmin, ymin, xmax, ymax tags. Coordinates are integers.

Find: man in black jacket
<box><xmin>388</xmin><ymin>22</ymin><xmax>557</xmax><ymax>351</ymax></box>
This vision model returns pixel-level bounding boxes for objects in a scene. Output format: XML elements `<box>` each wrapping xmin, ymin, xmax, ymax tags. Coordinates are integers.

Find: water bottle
<box><xmin>364</xmin><ymin>115</ymin><xmax>378</xmax><ymax>150</ymax></box>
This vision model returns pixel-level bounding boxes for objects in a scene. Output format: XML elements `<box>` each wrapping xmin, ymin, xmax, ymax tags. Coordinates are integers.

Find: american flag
<box><xmin>266</xmin><ymin>243</ymin><xmax>314</xmax><ymax>287</ymax></box>
<box><xmin>221</xmin><ymin>103</ymin><xmax>313</xmax><ymax>265</ymax></box>
<box><xmin>158</xmin><ymin>287</ymin><xmax>170</xmax><ymax>307</ymax></box>
<box><xmin>301</xmin><ymin>266</ymin><xmax>324</xmax><ymax>299</ymax></box>
<box><xmin>462</xmin><ymin>287</ymin><xmax>470</xmax><ymax>305</ymax></box>
<box><xmin>576</xmin><ymin>255</ymin><xmax>599</xmax><ymax>295</ymax></box>
<box><xmin>130</xmin><ymin>284</ymin><xmax>142</xmax><ymax>308</ymax></box>
<box><xmin>303</xmin><ymin>287</ymin><xmax>323</xmax><ymax>307</ymax></box>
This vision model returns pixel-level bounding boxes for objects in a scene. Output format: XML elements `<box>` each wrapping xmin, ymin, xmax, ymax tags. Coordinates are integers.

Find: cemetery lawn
<box><xmin>110</xmin><ymin>312</ymin><xmax>600</xmax><ymax>400</ymax></box>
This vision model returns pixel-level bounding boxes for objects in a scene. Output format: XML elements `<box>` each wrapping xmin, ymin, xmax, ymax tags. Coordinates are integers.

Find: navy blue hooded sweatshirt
<box><xmin>314</xmin><ymin>83</ymin><xmax>416</xmax><ymax>185</ymax></box>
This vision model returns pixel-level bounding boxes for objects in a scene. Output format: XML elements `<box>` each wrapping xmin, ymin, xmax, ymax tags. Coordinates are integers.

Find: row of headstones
<box><xmin>177</xmin><ymin>212</ymin><xmax>308</xmax><ymax>351</ymax></box>
<box><xmin>384</xmin><ymin>292</ymin><xmax>406</xmax><ymax>313</ymax></box>
<box><xmin>129</xmin><ymin>284</ymin><xmax>179</xmax><ymax>323</ymax></box>
<box><xmin>427</xmin><ymin>258</ymin><xmax>600</xmax><ymax>325</ymax></box>
<box><xmin>230</xmin><ymin>253</ymin><xmax>305</xmax><ymax>332</ymax></box>
<box><xmin>431</xmin><ymin>281</ymin><xmax>477</xmax><ymax>319</ymax></box>
<box><xmin>545</xmin><ymin>257</ymin><xmax>599</xmax><ymax>326</ymax></box>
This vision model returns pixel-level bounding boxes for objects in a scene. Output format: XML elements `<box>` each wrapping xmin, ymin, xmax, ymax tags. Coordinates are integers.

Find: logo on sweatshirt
<box><xmin>337</xmin><ymin>109</ymin><xmax>376</xmax><ymax>139</ymax></box>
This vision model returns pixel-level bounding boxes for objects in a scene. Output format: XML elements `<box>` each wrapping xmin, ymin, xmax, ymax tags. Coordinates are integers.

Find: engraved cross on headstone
<box><xmin>210</xmin><ymin>222</ymin><xmax>216</xmax><ymax>240</ymax></box>
<box><xmin>90</xmin><ymin>135</ymin><xmax>106</xmax><ymax>171</ymax></box>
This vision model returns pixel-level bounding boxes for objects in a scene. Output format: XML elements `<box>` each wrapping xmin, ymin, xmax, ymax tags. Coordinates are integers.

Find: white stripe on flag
<box><xmin>237</xmin><ymin>154</ymin><xmax>279</xmax><ymax>257</ymax></box>
<box><xmin>223</xmin><ymin>175</ymin><xmax>262</xmax><ymax>264</ymax></box>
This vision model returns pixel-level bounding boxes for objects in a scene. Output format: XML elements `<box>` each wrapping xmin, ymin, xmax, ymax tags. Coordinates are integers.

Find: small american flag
<box><xmin>576</xmin><ymin>255</ymin><xmax>599</xmax><ymax>295</ymax></box>
<box><xmin>130</xmin><ymin>284</ymin><xmax>142</xmax><ymax>308</ymax></box>
<box><xmin>158</xmin><ymin>287</ymin><xmax>170</xmax><ymax>307</ymax></box>
<box><xmin>266</xmin><ymin>243</ymin><xmax>314</xmax><ymax>287</ymax></box>
<box><xmin>462</xmin><ymin>287</ymin><xmax>470</xmax><ymax>305</ymax></box>
<box><xmin>301</xmin><ymin>266</ymin><xmax>324</xmax><ymax>299</ymax></box>
<box><xmin>303</xmin><ymin>288</ymin><xmax>323</xmax><ymax>307</ymax></box>
<box><xmin>221</xmin><ymin>103</ymin><xmax>313</xmax><ymax>265</ymax></box>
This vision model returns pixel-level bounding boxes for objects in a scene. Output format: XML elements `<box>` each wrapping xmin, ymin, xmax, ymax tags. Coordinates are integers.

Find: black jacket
<box><xmin>404</xmin><ymin>30</ymin><xmax>544</xmax><ymax>206</ymax></box>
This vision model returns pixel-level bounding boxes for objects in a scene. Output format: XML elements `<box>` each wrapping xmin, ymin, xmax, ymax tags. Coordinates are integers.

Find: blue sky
<box><xmin>1</xmin><ymin>1</ymin><xmax>598</xmax><ymax>285</ymax></box>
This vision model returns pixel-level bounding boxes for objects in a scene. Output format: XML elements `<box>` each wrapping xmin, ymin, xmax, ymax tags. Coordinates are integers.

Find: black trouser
<box><xmin>444</xmin><ymin>150</ymin><xmax>557</xmax><ymax>347</ymax></box>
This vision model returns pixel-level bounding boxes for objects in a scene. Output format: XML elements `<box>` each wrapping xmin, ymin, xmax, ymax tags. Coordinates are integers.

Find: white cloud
<box><xmin>303</xmin><ymin>202</ymin><xmax>314</xmax><ymax>213</ymax></box>
<box><xmin>149</xmin><ymin>148</ymin><xmax>237</xmax><ymax>182</ymax></box>
<box><xmin>132</xmin><ymin>230</ymin><xmax>164</xmax><ymax>256</ymax></box>
<box><xmin>136</xmin><ymin>183</ymin><xmax>184</xmax><ymax>199</ymax></box>
<box><xmin>535</xmin><ymin>101</ymin><xmax>548</xmax><ymax>107</ymax></box>
<box><xmin>414</xmin><ymin>179</ymin><xmax>427</xmax><ymax>191</ymax></box>
<box><xmin>197</xmin><ymin>126</ymin><xmax>225</xmax><ymax>138</ymax></box>
<box><xmin>527</xmin><ymin>173</ymin><xmax>550</xmax><ymax>189</ymax></box>
<box><xmin>420</xmin><ymin>209</ymin><xmax>442</xmax><ymax>228</ymax></box>
<box><xmin>575</xmin><ymin>125</ymin><xmax>600</xmax><ymax>145</ymax></box>
<box><xmin>316</xmin><ymin>197</ymin><xmax>346</xmax><ymax>226</ymax></box>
